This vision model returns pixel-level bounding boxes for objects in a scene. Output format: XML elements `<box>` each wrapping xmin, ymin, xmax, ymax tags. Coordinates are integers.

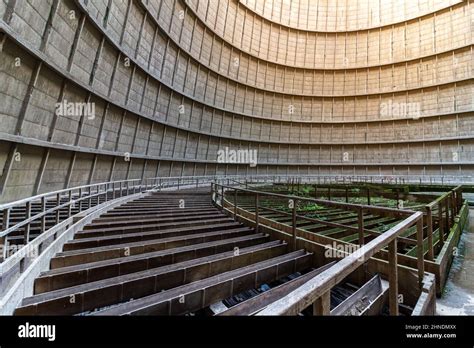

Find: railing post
<box><xmin>91</xmin><ymin>186</ymin><xmax>95</xmax><ymax>206</ymax></box>
<box><xmin>68</xmin><ymin>190</ymin><xmax>73</xmax><ymax>217</ymax></box>
<box><xmin>24</xmin><ymin>201</ymin><xmax>31</xmax><ymax>244</ymax></box>
<box><xmin>255</xmin><ymin>192</ymin><xmax>259</xmax><ymax>233</ymax></box>
<box><xmin>416</xmin><ymin>217</ymin><xmax>425</xmax><ymax>288</ymax></box>
<box><xmin>446</xmin><ymin>195</ymin><xmax>451</xmax><ymax>226</ymax></box>
<box><xmin>104</xmin><ymin>183</ymin><xmax>108</xmax><ymax>202</ymax></box>
<box><xmin>177</xmin><ymin>178</ymin><xmax>180</xmax><ymax>190</ymax></box>
<box><xmin>87</xmin><ymin>186</ymin><xmax>92</xmax><ymax>209</ymax></box>
<box><xmin>40</xmin><ymin>196</ymin><xmax>46</xmax><ymax>234</ymax></box>
<box><xmin>196</xmin><ymin>178</ymin><xmax>199</xmax><ymax>188</ymax></box>
<box><xmin>78</xmin><ymin>187</ymin><xmax>83</xmax><ymax>211</ymax></box>
<box><xmin>367</xmin><ymin>188</ymin><xmax>371</xmax><ymax>205</ymax></box>
<box><xmin>388</xmin><ymin>238</ymin><xmax>399</xmax><ymax>316</ymax></box>
<box><xmin>457</xmin><ymin>187</ymin><xmax>463</xmax><ymax>210</ymax></box>
<box><xmin>220</xmin><ymin>185</ymin><xmax>224</xmax><ymax>210</ymax></box>
<box><xmin>358</xmin><ymin>208</ymin><xmax>364</xmax><ymax>245</ymax></box>
<box><xmin>234</xmin><ymin>188</ymin><xmax>237</xmax><ymax>221</ymax></box>
<box><xmin>450</xmin><ymin>192</ymin><xmax>455</xmax><ymax>224</ymax></box>
<box><xmin>438</xmin><ymin>201</ymin><xmax>445</xmax><ymax>245</ymax></box>
<box><xmin>55</xmin><ymin>193</ymin><xmax>61</xmax><ymax>224</ymax></box>
<box><xmin>292</xmin><ymin>199</ymin><xmax>297</xmax><ymax>251</ymax></box>
<box><xmin>345</xmin><ymin>187</ymin><xmax>348</xmax><ymax>203</ymax></box>
<box><xmin>313</xmin><ymin>291</ymin><xmax>330</xmax><ymax>316</ymax></box>
<box><xmin>451</xmin><ymin>191</ymin><xmax>456</xmax><ymax>216</ymax></box>
<box><xmin>1</xmin><ymin>208</ymin><xmax>11</xmax><ymax>260</ymax></box>
<box><xmin>444</xmin><ymin>198</ymin><xmax>450</xmax><ymax>234</ymax></box>
<box><xmin>426</xmin><ymin>206</ymin><xmax>434</xmax><ymax>261</ymax></box>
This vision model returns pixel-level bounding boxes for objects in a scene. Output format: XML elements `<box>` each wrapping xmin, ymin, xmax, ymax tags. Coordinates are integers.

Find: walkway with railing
<box><xmin>1</xmin><ymin>174</ymin><xmax>468</xmax><ymax>315</ymax></box>
<box><xmin>211</xmin><ymin>182</ymin><xmax>429</xmax><ymax>315</ymax></box>
<box><xmin>0</xmin><ymin>175</ymin><xmax>249</xmax><ymax>262</ymax></box>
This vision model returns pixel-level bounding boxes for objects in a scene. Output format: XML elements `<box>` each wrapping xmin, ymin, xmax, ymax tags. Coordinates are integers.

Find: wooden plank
<box><xmin>331</xmin><ymin>274</ymin><xmax>382</xmax><ymax>316</ymax></box>
<box><xmin>388</xmin><ymin>239</ymin><xmax>399</xmax><ymax>316</ymax></box>
<box><xmin>219</xmin><ymin>261</ymin><xmax>337</xmax><ymax>316</ymax></box>
<box><xmin>313</xmin><ymin>290</ymin><xmax>330</xmax><ymax>315</ymax></box>
<box><xmin>256</xmin><ymin>212</ymin><xmax>422</xmax><ymax>315</ymax></box>
<box><xmin>17</xmin><ymin>241</ymin><xmax>287</xmax><ymax>315</ymax></box>
<box><xmin>91</xmin><ymin>250</ymin><xmax>313</xmax><ymax>315</ymax></box>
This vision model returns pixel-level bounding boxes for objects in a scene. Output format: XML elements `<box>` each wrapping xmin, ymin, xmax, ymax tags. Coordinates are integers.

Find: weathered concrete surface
<box><xmin>436</xmin><ymin>209</ymin><xmax>474</xmax><ymax>315</ymax></box>
<box><xmin>0</xmin><ymin>0</ymin><xmax>473</xmax><ymax>203</ymax></box>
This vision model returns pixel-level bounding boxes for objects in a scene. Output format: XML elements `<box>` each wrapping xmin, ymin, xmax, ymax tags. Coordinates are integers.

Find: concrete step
<box><xmin>91</xmin><ymin>250</ymin><xmax>313</xmax><ymax>315</ymax></box>
<box><xmin>16</xmin><ymin>241</ymin><xmax>287</xmax><ymax>315</ymax></box>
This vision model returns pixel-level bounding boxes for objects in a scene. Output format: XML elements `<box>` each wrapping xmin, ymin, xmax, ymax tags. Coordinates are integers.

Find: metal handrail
<box><xmin>0</xmin><ymin>173</ymin><xmax>468</xmax><ymax>262</ymax></box>
<box><xmin>211</xmin><ymin>181</ymin><xmax>426</xmax><ymax>316</ymax></box>
<box><xmin>0</xmin><ymin>175</ymin><xmax>213</xmax><ymax>261</ymax></box>
<box><xmin>0</xmin><ymin>179</ymin><xmax>137</xmax><ymax>210</ymax></box>
<box><xmin>212</xmin><ymin>183</ymin><xmax>416</xmax><ymax>217</ymax></box>
<box><xmin>422</xmin><ymin>184</ymin><xmax>464</xmax><ymax>260</ymax></box>
<box><xmin>0</xmin><ymin>173</ymin><xmax>470</xmax><ymax>211</ymax></box>
<box><xmin>213</xmin><ymin>180</ymin><xmax>464</xmax><ymax>259</ymax></box>
<box><xmin>0</xmin><ymin>175</ymin><xmax>281</xmax><ymax>260</ymax></box>
<box><xmin>257</xmin><ymin>211</ymin><xmax>424</xmax><ymax>316</ymax></box>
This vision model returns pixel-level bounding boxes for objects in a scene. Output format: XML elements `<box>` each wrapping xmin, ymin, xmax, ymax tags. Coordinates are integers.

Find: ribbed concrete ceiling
<box><xmin>239</xmin><ymin>0</ymin><xmax>463</xmax><ymax>31</ymax></box>
<box><xmin>0</xmin><ymin>0</ymin><xmax>472</xmax><ymax>203</ymax></box>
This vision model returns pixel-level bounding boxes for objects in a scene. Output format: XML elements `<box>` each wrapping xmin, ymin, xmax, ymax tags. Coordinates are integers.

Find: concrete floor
<box><xmin>436</xmin><ymin>209</ymin><xmax>474</xmax><ymax>315</ymax></box>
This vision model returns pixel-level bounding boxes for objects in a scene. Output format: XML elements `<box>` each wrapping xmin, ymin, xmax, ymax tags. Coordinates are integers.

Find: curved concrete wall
<box><xmin>0</xmin><ymin>0</ymin><xmax>473</xmax><ymax>203</ymax></box>
<box><xmin>239</xmin><ymin>0</ymin><xmax>463</xmax><ymax>32</ymax></box>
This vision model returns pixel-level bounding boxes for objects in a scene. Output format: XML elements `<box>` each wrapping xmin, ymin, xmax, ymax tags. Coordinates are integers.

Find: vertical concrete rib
<box><xmin>67</xmin><ymin>13</ymin><xmax>86</xmax><ymax>72</ymax></box>
<box><xmin>33</xmin><ymin>149</ymin><xmax>50</xmax><ymax>195</ymax></box>
<box><xmin>14</xmin><ymin>61</ymin><xmax>43</xmax><ymax>135</ymax></box>
<box><xmin>0</xmin><ymin>144</ymin><xmax>18</xmax><ymax>196</ymax></box>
